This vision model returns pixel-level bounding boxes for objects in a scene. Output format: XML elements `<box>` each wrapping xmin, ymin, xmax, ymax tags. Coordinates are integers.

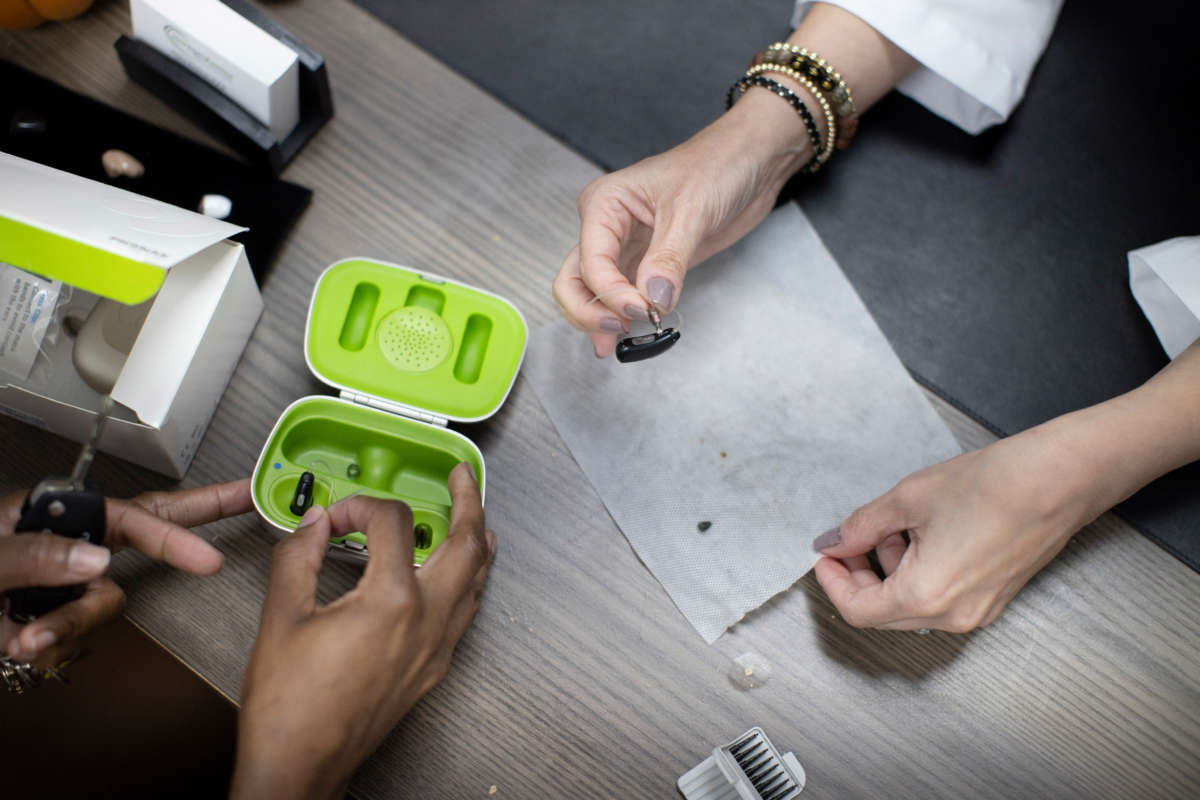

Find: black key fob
<box><xmin>615</xmin><ymin>328</ymin><xmax>680</xmax><ymax>363</ymax></box>
<box><xmin>5</xmin><ymin>488</ymin><xmax>107</xmax><ymax>623</ymax></box>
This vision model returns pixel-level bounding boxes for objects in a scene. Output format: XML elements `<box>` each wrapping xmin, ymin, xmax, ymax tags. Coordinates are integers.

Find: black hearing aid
<box><xmin>616</xmin><ymin>308</ymin><xmax>680</xmax><ymax>363</ymax></box>
<box><xmin>616</xmin><ymin>329</ymin><xmax>680</xmax><ymax>362</ymax></box>
<box><xmin>290</xmin><ymin>471</ymin><xmax>315</xmax><ymax>516</ymax></box>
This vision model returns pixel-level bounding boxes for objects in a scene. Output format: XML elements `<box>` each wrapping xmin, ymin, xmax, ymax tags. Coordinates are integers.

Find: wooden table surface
<box><xmin>3</xmin><ymin>2</ymin><xmax>1199</xmax><ymax>798</ymax></box>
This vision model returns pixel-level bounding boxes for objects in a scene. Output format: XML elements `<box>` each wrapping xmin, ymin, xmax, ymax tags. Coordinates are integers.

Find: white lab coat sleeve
<box><xmin>1129</xmin><ymin>237</ymin><xmax>1200</xmax><ymax>360</ymax></box>
<box><xmin>792</xmin><ymin>0</ymin><xmax>1063</xmax><ymax>134</ymax></box>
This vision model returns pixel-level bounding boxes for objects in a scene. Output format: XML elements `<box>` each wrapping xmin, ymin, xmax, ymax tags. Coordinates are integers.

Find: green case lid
<box><xmin>305</xmin><ymin>258</ymin><xmax>527</xmax><ymax>422</ymax></box>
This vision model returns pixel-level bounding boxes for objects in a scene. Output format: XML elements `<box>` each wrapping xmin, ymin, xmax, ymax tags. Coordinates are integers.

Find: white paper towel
<box><xmin>524</xmin><ymin>205</ymin><xmax>961</xmax><ymax>642</ymax></box>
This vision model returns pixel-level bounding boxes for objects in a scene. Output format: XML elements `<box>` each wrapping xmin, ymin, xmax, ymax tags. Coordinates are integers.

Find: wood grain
<box><xmin>3</xmin><ymin>2</ymin><xmax>1199</xmax><ymax>798</ymax></box>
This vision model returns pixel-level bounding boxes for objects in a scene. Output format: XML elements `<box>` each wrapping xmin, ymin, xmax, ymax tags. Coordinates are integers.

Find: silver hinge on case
<box><xmin>338</xmin><ymin>391</ymin><xmax>448</xmax><ymax>427</ymax></box>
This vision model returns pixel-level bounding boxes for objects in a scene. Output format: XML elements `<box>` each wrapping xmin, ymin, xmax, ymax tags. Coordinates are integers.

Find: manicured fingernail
<box><xmin>598</xmin><ymin>317</ymin><xmax>622</xmax><ymax>333</ymax></box>
<box><xmin>624</xmin><ymin>304</ymin><xmax>645</xmax><ymax>318</ymax></box>
<box><xmin>648</xmin><ymin>277</ymin><xmax>674</xmax><ymax>309</ymax></box>
<box><xmin>297</xmin><ymin>506</ymin><xmax>323</xmax><ymax>528</ymax></box>
<box><xmin>11</xmin><ymin>629</ymin><xmax>57</xmax><ymax>660</ymax></box>
<box><xmin>30</xmin><ymin>629</ymin><xmax>56</xmax><ymax>654</ymax></box>
<box><xmin>67</xmin><ymin>542</ymin><xmax>110</xmax><ymax>577</ymax></box>
<box><xmin>813</xmin><ymin>527</ymin><xmax>841</xmax><ymax>552</ymax></box>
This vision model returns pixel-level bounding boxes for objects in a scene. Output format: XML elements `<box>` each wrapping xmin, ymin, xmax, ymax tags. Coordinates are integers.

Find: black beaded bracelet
<box><xmin>726</xmin><ymin>74</ymin><xmax>823</xmax><ymax>173</ymax></box>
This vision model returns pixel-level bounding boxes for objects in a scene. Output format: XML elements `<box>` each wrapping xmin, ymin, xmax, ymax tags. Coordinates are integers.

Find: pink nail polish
<box><xmin>648</xmin><ymin>277</ymin><xmax>674</xmax><ymax>309</ymax></box>
<box><xmin>813</xmin><ymin>527</ymin><xmax>841</xmax><ymax>552</ymax></box>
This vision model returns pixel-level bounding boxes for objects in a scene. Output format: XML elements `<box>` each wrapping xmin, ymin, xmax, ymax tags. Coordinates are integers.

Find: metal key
<box><xmin>4</xmin><ymin>396</ymin><xmax>112</xmax><ymax>623</ymax></box>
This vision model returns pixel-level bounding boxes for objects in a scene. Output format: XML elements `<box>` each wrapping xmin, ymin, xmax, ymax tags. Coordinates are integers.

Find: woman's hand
<box><xmin>0</xmin><ymin>479</ymin><xmax>251</xmax><ymax>666</ymax></box>
<box><xmin>231</xmin><ymin>463</ymin><xmax>496</xmax><ymax>800</ymax></box>
<box><xmin>551</xmin><ymin>4</ymin><xmax>918</xmax><ymax>359</ymax></box>
<box><xmin>814</xmin><ymin>340</ymin><xmax>1200</xmax><ymax>632</ymax></box>
<box><xmin>553</xmin><ymin>91</ymin><xmax>816</xmax><ymax>358</ymax></box>
<box><xmin>812</xmin><ymin>430</ymin><xmax>1099</xmax><ymax>632</ymax></box>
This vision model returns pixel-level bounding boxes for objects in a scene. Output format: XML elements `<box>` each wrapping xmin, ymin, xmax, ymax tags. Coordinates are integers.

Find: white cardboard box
<box><xmin>0</xmin><ymin>153</ymin><xmax>263</xmax><ymax>478</ymax></box>
<box><xmin>130</xmin><ymin>0</ymin><xmax>301</xmax><ymax>142</ymax></box>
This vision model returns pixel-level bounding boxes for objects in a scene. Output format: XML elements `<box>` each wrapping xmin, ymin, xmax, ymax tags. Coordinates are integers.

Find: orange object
<box><xmin>0</xmin><ymin>0</ymin><xmax>94</xmax><ymax>29</ymax></box>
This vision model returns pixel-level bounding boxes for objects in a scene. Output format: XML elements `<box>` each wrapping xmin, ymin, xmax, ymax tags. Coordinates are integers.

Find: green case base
<box><xmin>253</xmin><ymin>397</ymin><xmax>484</xmax><ymax>565</ymax></box>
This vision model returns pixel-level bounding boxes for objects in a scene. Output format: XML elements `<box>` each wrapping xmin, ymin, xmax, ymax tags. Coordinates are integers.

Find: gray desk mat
<box><xmin>356</xmin><ymin>0</ymin><xmax>1200</xmax><ymax>570</ymax></box>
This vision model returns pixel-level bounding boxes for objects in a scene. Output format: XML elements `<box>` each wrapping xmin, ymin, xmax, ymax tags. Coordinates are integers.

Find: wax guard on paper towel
<box><xmin>523</xmin><ymin>206</ymin><xmax>961</xmax><ymax>643</ymax></box>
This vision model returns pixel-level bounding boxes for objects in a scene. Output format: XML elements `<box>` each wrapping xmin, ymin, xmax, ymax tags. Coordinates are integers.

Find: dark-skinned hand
<box><xmin>231</xmin><ymin>463</ymin><xmax>496</xmax><ymax>800</ymax></box>
<box><xmin>0</xmin><ymin>479</ymin><xmax>252</xmax><ymax>667</ymax></box>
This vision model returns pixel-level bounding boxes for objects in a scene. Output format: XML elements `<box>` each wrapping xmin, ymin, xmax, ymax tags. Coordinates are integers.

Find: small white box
<box><xmin>0</xmin><ymin>153</ymin><xmax>263</xmax><ymax>478</ymax></box>
<box><xmin>131</xmin><ymin>0</ymin><xmax>301</xmax><ymax>142</ymax></box>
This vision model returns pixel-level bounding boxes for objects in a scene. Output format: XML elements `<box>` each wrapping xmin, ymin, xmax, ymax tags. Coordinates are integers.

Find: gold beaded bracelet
<box><xmin>745</xmin><ymin>62</ymin><xmax>837</xmax><ymax>168</ymax></box>
<box><xmin>755</xmin><ymin>43</ymin><xmax>858</xmax><ymax>149</ymax></box>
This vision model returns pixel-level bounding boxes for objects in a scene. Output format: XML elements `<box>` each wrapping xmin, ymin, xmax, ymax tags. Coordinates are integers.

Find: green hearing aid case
<box><xmin>250</xmin><ymin>258</ymin><xmax>527</xmax><ymax>563</ymax></box>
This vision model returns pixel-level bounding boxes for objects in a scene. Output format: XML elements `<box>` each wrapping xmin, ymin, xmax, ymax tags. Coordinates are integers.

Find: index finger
<box><xmin>417</xmin><ymin>463</ymin><xmax>492</xmax><ymax>604</ymax></box>
<box><xmin>552</xmin><ymin>247</ymin><xmax>628</xmax><ymax>336</ymax></box>
<box><xmin>132</xmin><ymin>479</ymin><xmax>253</xmax><ymax>528</ymax></box>
<box><xmin>578</xmin><ymin>192</ymin><xmax>647</xmax><ymax>316</ymax></box>
<box><xmin>322</xmin><ymin>495</ymin><xmax>416</xmax><ymax>586</ymax></box>
<box><xmin>105</xmin><ymin>499</ymin><xmax>224</xmax><ymax>575</ymax></box>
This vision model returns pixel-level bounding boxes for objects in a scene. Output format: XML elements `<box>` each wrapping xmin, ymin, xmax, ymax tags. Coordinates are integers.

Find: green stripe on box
<box><xmin>0</xmin><ymin>215</ymin><xmax>165</xmax><ymax>304</ymax></box>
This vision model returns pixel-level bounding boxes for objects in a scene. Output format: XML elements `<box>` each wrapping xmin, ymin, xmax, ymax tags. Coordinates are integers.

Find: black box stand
<box><xmin>115</xmin><ymin>0</ymin><xmax>333</xmax><ymax>175</ymax></box>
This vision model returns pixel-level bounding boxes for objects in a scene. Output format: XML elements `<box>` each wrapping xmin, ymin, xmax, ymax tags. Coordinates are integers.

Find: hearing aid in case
<box><xmin>289</xmin><ymin>471</ymin><xmax>315</xmax><ymax>516</ymax></box>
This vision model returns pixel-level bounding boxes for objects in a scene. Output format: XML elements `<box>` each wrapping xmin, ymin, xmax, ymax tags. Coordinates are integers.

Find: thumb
<box><xmin>814</xmin><ymin>488</ymin><xmax>915</xmax><ymax>558</ymax></box>
<box><xmin>0</xmin><ymin>534</ymin><xmax>110</xmax><ymax>591</ymax></box>
<box><xmin>261</xmin><ymin>506</ymin><xmax>330</xmax><ymax>627</ymax></box>
<box><xmin>636</xmin><ymin>213</ymin><xmax>702</xmax><ymax>313</ymax></box>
